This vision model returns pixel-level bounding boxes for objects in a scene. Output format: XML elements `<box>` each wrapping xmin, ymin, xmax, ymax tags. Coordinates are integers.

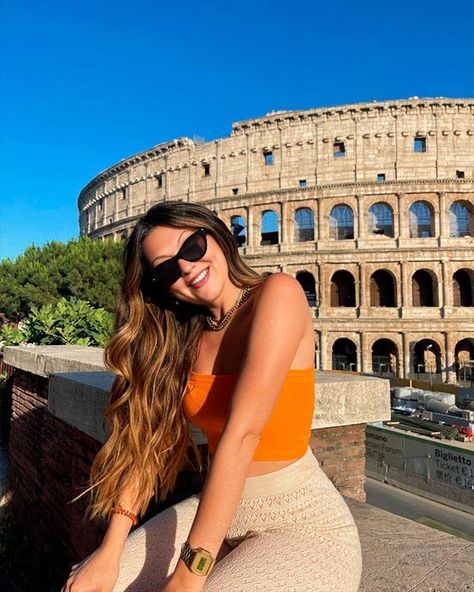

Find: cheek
<box><xmin>207</xmin><ymin>240</ymin><xmax>227</xmax><ymax>269</ymax></box>
<box><xmin>207</xmin><ymin>249</ymin><xmax>228</xmax><ymax>279</ymax></box>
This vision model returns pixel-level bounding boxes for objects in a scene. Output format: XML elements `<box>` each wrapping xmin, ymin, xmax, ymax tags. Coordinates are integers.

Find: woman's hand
<box><xmin>59</xmin><ymin>546</ymin><xmax>120</xmax><ymax>592</ymax></box>
<box><xmin>159</xmin><ymin>556</ymin><xmax>208</xmax><ymax>592</ymax></box>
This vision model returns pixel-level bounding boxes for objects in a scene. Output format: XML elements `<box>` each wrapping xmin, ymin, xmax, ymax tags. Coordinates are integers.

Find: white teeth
<box><xmin>190</xmin><ymin>268</ymin><xmax>208</xmax><ymax>286</ymax></box>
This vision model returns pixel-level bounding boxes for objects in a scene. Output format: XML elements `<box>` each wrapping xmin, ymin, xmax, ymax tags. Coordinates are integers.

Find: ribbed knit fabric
<box><xmin>111</xmin><ymin>446</ymin><xmax>362</xmax><ymax>591</ymax></box>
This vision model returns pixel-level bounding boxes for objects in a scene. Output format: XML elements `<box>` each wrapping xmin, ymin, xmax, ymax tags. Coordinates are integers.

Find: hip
<box><xmin>206</xmin><ymin>446</ymin><xmax>360</xmax><ymax>546</ymax></box>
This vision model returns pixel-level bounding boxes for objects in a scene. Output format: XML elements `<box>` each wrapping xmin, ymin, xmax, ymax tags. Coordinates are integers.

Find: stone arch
<box><xmin>261</xmin><ymin>210</ymin><xmax>279</xmax><ymax>245</ymax></box>
<box><xmin>409</xmin><ymin>200</ymin><xmax>434</xmax><ymax>238</ymax></box>
<box><xmin>371</xmin><ymin>338</ymin><xmax>399</xmax><ymax>375</ymax></box>
<box><xmin>454</xmin><ymin>338</ymin><xmax>474</xmax><ymax>382</ymax></box>
<box><xmin>230</xmin><ymin>214</ymin><xmax>246</xmax><ymax>247</ymax></box>
<box><xmin>449</xmin><ymin>200</ymin><xmax>474</xmax><ymax>237</ymax></box>
<box><xmin>367</xmin><ymin>202</ymin><xmax>394</xmax><ymax>237</ymax></box>
<box><xmin>332</xmin><ymin>338</ymin><xmax>357</xmax><ymax>371</ymax></box>
<box><xmin>329</xmin><ymin>204</ymin><xmax>354</xmax><ymax>240</ymax></box>
<box><xmin>294</xmin><ymin>207</ymin><xmax>315</xmax><ymax>242</ymax></box>
<box><xmin>369</xmin><ymin>270</ymin><xmax>397</xmax><ymax>307</ymax></box>
<box><xmin>453</xmin><ymin>268</ymin><xmax>474</xmax><ymax>306</ymax></box>
<box><xmin>330</xmin><ymin>270</ymin><xmax>356</xmax><ymax>307</ymax></box>
<box><xmin>296</xmin><ymin>271</ymin><xmax>316</xmax><ymax>307</ymax></box>
<box><xmin>413</xmin><ymin>338</ymin><xmax>442</xmax><ymax>376</ymax></box>
<box><xmin>412</xmin><ymin>269</ymin><xmax>438</xmax><ymax>306</ymax></box>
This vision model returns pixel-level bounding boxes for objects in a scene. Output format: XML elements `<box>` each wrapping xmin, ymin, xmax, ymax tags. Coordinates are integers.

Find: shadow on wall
<box><xmin>0</xmin><ymin>364</ymin><xmax>207</xmax><ymax>592</ymax></box>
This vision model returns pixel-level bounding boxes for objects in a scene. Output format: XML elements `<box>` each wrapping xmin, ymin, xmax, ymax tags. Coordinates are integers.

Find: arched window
<box><xmin>409</xmin><ymin>201</ymin><xmax>433</xmax><ymax>237</ymax></box>
<box><xmin>330</xmin><ymin>205</ymin><xmax>354</xmax><ymax>240</ymax></box>
<box><xmin>330</xmin><ymin>270</ymin><xmax>356</xmax><ymax>306</ymax></box>
<box><xmin>261</xmin><ymin>210</ymin><xmax>279</xmax><ymax>245</ymax></box>
<box><xmin>332</xmin><ymin>338</ymin><xmax>357</xmax><ymax>371</ymax></box>
<box><xmin>367</xmin><ymin>203</ymin><xmax>394</xmax><ymax>237</ymax></box>
<box><xmin>230</xmin><ymin>215</ymin><xmax>246</xmax><ymax>247</ymax></box>
<box><xmin>369</xmin><ymin>270</ymin><xmax>396</xmax><ymax>307</ymax></box>
<box><xmin>296</xmin><ymin>271</ymin><xmax>316</xmax><ymax>307</ymax></box>
<box><xmin>449</xmin><ymin>201</ymin><xmax>473</xmax><ymax>237</ymax></box>
<box><xmin>453</xmin><ymin>269</ymin><xmax>474</xmax><ymax>306</ymax></box>
<box><xmin>412</xmin><ymin>269</ymin><xmax>437</xmax><ymax>306</ymax></box>
<box><xmin>294</xmin><ymin>208</ymin><xmax>315</xmax><ymax>242</ymax></box>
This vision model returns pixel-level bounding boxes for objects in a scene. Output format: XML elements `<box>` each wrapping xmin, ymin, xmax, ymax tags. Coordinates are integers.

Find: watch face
<box><xmin>182</xmin><ymin>542</ymin><xmax>215</xmax><ymax>576</ymax></box>
<box><xmin>192</xmin><ymin>553</ymin><xmax>211</xmax><ymax>575</ymax></box>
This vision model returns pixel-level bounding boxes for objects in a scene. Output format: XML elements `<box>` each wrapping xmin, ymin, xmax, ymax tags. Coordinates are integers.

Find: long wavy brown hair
<box><xmin>70</xmin><ymin>201</ymin><xmax>265</xmax><ymax>524</ymax></box>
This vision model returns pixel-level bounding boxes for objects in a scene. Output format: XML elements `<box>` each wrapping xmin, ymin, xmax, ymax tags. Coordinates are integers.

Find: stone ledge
<box><xmin>48</xmin><ymin>370</ymin><xmax>388</xmax><ymax>445</ymax></box>
<box><xmin>3</xmin><ymin>345</ymin><xmax>105</xmax><ymax>377</ymax></box>
<box><xmin>314</xmin><ymin>371</ymin><xmax>390</xmax><ymax>428</ymax></box>
<box><xmin>5</xmin><ymin>345</ymin><xmax>391</xmax><ymax>436</ymax></box>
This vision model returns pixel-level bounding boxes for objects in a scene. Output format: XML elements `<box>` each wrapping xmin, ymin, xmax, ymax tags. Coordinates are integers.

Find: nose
<box><xmin>177</xmin><ymin>257</ymin><xmax>197</xmax><ymax>276</ymax></box>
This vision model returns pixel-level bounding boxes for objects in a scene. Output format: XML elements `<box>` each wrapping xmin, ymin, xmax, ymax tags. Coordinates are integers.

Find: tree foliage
<box><xmin>0</xmin><ymin>236</ymin><xmax>125</xmax><ymax>322</ymax></box>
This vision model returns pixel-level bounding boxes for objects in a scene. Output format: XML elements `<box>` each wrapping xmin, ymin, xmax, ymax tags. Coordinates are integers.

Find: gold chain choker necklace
<box><xmin>205</xmin><ymin>287</ymin><xmax>251</xmax><ymax>331</ymax></box>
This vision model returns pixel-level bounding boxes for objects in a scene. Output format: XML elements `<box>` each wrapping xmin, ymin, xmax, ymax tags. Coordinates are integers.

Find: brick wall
<box><xmin>4</xmin><ymin>367</ymin><xmax>207</xmax><ymax>588</ymax></box>
<box><xmin>6</xmin><ymin>368</ymin><xmax>100</xmax><ymax>585</ymax></box>
<box><xmin>311</xmin><ymin>423</ymin><xmax>366</xmax><ymax>502</ymax></box>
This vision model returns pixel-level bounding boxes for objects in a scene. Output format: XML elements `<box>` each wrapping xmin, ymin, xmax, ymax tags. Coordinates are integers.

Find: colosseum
<box><xmin>78</xmin><ymin>97</ymin><xmax>474</xmax><ymax>385</ymax></box>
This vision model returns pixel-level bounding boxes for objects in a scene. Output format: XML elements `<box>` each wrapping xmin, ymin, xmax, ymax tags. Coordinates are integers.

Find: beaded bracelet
<box><xmin>112</xmin><ymin>503</ymin><xmax>138</xmax><ymax>525</ymax></box>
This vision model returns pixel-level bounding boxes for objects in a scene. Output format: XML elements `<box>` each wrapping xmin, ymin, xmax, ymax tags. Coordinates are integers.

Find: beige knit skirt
<box><xmin>112</xmin><ymin>445</ymin><xmax>362</xmax><ymax>591</ymax></box>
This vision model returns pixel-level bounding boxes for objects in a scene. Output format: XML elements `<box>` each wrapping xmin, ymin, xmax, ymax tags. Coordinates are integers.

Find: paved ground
<box><xmin>365</xmin><ymin>477</ymin><xmax>474</xmax><ymax>540</ymax></box>
<box><xmin>347</xmin><ymin>497</ymin><xmax>474</xmax><ymax>592</ymax></box>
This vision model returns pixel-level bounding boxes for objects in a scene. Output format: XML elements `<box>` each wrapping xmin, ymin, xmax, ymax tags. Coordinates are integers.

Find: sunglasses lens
<box><xmin>151</xmin><ymin>229</ymin><xmax>207</xmax><ymax>287</ymax></box>
<box><xmin>181</xmin><ymin>231</ymin><xmax>207</xmax><ymax>261</ymax></box>
<box><xmin>152</xmin><ymin>260</ymin><xmax>179</xmax><ymax>286</ymax></box>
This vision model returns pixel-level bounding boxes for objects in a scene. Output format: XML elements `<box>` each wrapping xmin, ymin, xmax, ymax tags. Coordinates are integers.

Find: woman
<box><xmin>62</xmin><ymin>201</ymin><xmax>362</xmax><ymax>592</ymax></box>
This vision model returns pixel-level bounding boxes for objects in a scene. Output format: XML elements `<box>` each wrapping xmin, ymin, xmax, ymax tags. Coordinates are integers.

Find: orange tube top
<box><xmin>182</xmin><ymin>367</ymin><xmax>315</xmax><ymax>461</ymax></box>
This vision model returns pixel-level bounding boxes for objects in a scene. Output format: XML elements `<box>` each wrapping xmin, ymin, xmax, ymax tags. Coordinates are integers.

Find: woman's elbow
<box><xmin>218</xmin><ymin>425</ymin><xmax>261</xmax><ymax>456</ymax></box>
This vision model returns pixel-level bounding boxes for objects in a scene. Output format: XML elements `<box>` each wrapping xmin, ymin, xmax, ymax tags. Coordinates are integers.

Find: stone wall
<box><xmin>77</xmin><ymin>98</ymin><xmax>474</xmax><ymax>226</ymax></box>
<box><xmin>75</xmin><ymin>97</ymin><xmax>474</xmax><ymax>385</ymax></box>
<box><xmin>312</xmin><ymin>423</ymin><xmax>367</xmax><ymax>502</ymax></box>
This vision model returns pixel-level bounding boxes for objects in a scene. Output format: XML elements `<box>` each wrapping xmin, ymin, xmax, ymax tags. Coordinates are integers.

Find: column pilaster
<box><xmin>360</xmin><ymin>331</ymin><xmax>370</xmax><ymax>374</ymax></box>
<box><xmin>320</xmin><ymin>331</ymin><xmax>326</xmax><ymax>371</ymax></box>
<box><xmin>438</xmin><ymin>191</ymin><xmax>447</xmax><ymax>239</ymax></box>
<box><xmin>397</xmin><ymin>192</ymin><xmax>407</xmax><ymax>242</ymax></box>
<box><xmin>280</xmin><ymin>201</ymin><xmax>290</xmax><ymax>245</ymax></box>
<box><xmin>356</xmin><ymin>193</ymin><xmax>364</xmax><ymax>240</ymax></box>
<box><xmin>441</xmin><ymin>258</ymin><xmax>450</xmax><ymax>311</ymax></box>
<box><xmin>402</xmin><ymin>331</ymin><xmax>411</xmax><ymax>378</ymax></box>
<box><xmin>246</xmin><ymin>206</ymin><xmax>254</xmax><ymax>248</ymax></box>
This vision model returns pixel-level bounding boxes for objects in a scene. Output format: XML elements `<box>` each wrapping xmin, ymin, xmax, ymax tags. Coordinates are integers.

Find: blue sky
<box><xmin>1</xmin><ymin>0</ymin><xmax>473</xmax><ymax>261</ymax></box>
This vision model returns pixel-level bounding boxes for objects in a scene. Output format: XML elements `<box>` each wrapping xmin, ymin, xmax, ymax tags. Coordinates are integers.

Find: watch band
<box><xmin>180</xmin><ymin>540</ymin><xmax>216</xmax><ymax>576</ymax></box>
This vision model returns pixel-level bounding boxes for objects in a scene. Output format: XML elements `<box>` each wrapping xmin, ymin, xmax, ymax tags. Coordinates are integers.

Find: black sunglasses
<box><xmin>151</xmin><ymin>228</ymin><xmax>208</xmax><ymax>287</ymax></box>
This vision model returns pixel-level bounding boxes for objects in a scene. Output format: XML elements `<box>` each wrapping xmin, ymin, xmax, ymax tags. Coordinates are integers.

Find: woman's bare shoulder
<box><xmin>247</xmin><ymin>273</ymin><xmax>309</xmax><ymax>330</ymax></box>
<box><xmin>252</xmin><ymin>272</ymin><xmax>305</xmax><ymax>304</ymax></box>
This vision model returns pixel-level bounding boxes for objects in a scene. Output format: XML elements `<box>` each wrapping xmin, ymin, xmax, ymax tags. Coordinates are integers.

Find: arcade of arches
<box><xmin>222</xmin><ymin>200</ymin><xmax>474</xmax><ymax>386</ymax></box>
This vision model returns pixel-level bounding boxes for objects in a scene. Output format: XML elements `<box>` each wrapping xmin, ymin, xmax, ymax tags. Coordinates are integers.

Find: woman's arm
<box><xmin>99</xmin><ymin>469</ymin><xmax>143</xmax><ymax>561</ymax></box>
<box><xmin>166</xmin><ymin>272</ymin><xmax>310</xmax><ymax>591</ymax></box>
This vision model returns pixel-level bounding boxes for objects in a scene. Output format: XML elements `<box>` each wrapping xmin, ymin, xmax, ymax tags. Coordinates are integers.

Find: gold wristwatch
<box><xmin>180</xmin><ymin>540</ymin><xmax>216</xmax><ymax>576</ymax></box>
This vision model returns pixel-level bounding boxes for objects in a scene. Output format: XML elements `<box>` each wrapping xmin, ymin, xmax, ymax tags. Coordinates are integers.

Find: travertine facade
<box><xmin>78</xmin><ymin>97</ymin><xmax>474</xmax><ymax>383</ymax></box>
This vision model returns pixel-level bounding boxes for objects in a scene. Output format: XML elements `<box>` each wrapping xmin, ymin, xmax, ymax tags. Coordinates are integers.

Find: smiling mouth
<box><xmin>189</xmin><ymin>267</ymin><xmax>209</xmax><ymax>287</ymax></box>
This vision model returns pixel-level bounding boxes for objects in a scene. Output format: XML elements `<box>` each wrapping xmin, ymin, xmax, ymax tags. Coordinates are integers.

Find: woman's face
<box><xmin>141</xmin><ymin>224</ymin><xmax>230</xmax><ymax>305</ymax></box>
